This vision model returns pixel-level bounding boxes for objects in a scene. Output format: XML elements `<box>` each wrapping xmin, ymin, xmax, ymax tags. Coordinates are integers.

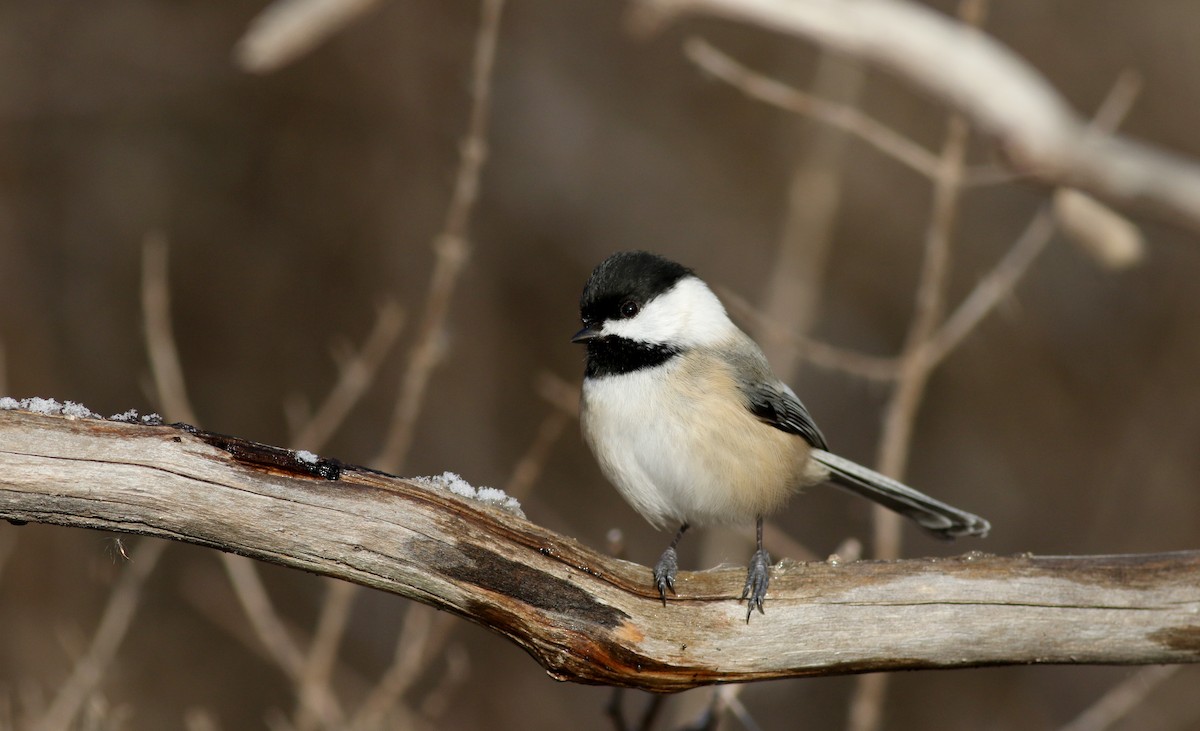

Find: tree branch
<box><xmin>2</xmin><ymin>409</ymin><xmax>1198</xmax><ymax>692</ymax></box>
<box><xmin>633</xmin><ymin>0</ymin><xmax>1200</xmax><ymax>234</ymax></box>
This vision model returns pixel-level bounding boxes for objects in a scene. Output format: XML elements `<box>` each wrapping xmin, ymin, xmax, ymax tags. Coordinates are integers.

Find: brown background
<box><xmin>1</xmin><ymin>0</ymin><xmax>1198</xmax><ymax>729</ymax></box>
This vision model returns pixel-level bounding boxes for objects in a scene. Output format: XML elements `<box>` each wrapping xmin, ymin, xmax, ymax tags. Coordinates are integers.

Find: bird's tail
<box><xmin>811</xmin><ymin>449</ymin><xmax>990</xmax><ymax>540</ymax></box>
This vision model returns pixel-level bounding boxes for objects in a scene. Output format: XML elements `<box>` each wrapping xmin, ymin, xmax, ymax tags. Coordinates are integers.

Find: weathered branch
<box><xmin>634</xmin><ymin>0</ymin><xmax>1200</xmax><ymax>234</ymax></box>
<box><xmin>1</xmin><ymin>409</ymin><xmax>1198</xmax><ymax>692</ymax></box>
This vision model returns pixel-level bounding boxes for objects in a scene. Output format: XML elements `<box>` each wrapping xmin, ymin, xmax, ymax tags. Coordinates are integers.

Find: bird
<box><xmin>571</xmin><ymin>251</ymin><xmax>990</xmax><ymax>620</ymax></box>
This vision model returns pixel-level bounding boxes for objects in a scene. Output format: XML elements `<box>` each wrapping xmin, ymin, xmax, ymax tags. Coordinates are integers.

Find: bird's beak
<box><xmin>571</xmin><ymin>324</ymin><xmax>601</xmax><ymax>343</ymax></box>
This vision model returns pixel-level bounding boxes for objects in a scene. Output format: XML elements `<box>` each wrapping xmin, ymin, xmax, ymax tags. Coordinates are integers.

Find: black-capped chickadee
<box><xmin>573</xmin><ymin>251</ymin><xmax>989</xmax><ymax>619</ymax></box>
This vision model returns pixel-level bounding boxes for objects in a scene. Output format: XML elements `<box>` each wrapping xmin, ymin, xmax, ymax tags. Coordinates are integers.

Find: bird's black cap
<box><xmin>578</xmin><ymin>251</ymin><xmax>692</xmax><ymax>328</ymax></box>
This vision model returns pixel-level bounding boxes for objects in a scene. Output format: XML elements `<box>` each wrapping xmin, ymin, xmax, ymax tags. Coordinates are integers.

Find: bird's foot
<box><xmin>653</xmin><ymin>547</ymin><xmax>678</xmax><ymax>605</ymax></box>
<box><xmin>740</xmin><ymin>548</ymin><xmax>771</xmax><ymax>622</ymax></box>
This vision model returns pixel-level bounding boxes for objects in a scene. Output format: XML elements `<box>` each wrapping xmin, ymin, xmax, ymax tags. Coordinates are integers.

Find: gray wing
<box><xmin>722</xmin><ymin>338</ymin><xmax>829</xmax><ymax>449</ymax></box>
<box><xmin>742</xmin><ymin>380</ymin><xmax>829</xmax><ymax>451</ymax></box>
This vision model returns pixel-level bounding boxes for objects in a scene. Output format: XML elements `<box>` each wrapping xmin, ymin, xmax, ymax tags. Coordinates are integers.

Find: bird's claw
<box><xmin>740</xmin><ymin>548</ymin><xmax>771</xmax><ymax>622</ymax></box>
<box><xmin>653</xmin><ymin>546</ymin><xmax>678</xmax><ymax>605</ymax></box>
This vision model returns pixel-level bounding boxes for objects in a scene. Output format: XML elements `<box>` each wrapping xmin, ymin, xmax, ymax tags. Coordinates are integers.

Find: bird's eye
<box><xmin>619</xmin><ymin>300</ymin><xmax>639</xmax><ymax>318</ymax></box>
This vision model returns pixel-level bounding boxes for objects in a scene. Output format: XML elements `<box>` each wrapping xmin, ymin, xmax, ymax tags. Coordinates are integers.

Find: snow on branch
<box><xmin>634</xmin><ymin>0</ymin><xmax>1200</xmax><ymax>234</ymax></box>
<box><xmin>1</xmin><ymin>409</ymin><xmax>1198</xmax><ymax>691</ymax></box>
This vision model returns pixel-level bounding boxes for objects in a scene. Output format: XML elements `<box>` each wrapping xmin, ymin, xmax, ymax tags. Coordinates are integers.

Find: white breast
<box><xmin>581</xmin><ymin>353</ymin><xmax>816</xmax><ymax>530</ymax></box>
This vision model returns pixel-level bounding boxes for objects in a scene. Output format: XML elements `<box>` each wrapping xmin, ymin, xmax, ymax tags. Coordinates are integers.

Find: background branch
<box><xmin>2</xmin><ymin>410</ymin><xmax>1198</xmax><ymax>693</ymax></box>
<box><xmin>635</xmin><ymin>0</ymin><xmax>1200</xmax><ymax>232</ymax></box>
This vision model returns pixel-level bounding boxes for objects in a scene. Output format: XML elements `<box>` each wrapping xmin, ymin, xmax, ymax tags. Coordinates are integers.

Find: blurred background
<box><xmin>1</xmin><ymin>0</ymin><xmax>1198</xmax><ymax>729</ymax></box>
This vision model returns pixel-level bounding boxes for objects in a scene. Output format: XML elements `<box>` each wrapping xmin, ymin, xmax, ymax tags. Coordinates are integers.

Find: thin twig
<box><xmin>721</xmin><ymin>288</ymin><xmax>899</xmax><ymax>381</ymax></box>
<box><xmin>923</xmin><ymin>70</ymin><xmax>1143</xmax><ymax>369</ymax></box>
<box><xmin>360</xmin><ymin>1</ymin><xmax>507</xmax><ymax>725</ymax></box>
<box><xmin>849</xmin><ymin>4</ymin><xmax>985</xmax><ymax>730</ymax></box>
<box><xmin>685</xmin><ymin>38</ymin><xmax>940</xmax><ymax>180</ymax></box>
<box><xmin>504</xmin><ymin>408</ymin><xmax>571</xmax><ymax>501</ymax></box>
<box><xmin>292</xmin><ymin>579</ymin><xmax>356</xmax><ymax>731</ymax></box>
<box><xmin>235</xmin><ymin>0</ymin><xmax>385</xmax><ymax>73</ymax></box>
<box><xmin>30</xmin><ymin>538</ymin><xmax>167</xmax><ymax>731</ymax></box>
<box><xmin>142</xmin><ymin>232</ymin><xmax>200</xmax><ymax>424</ymax></box>
<box><xmin>220</xmin><ymin>553</ymin><xmax>306</xmax><ymax>680</ymax></box>
<box><xmin>417</xmin><ymin>642</ymin><xmax>471</xmax><ymax>720</ymax></box>
<box><xmin>718</xmin><ymin>685</ymin><xmax>765</xmax><ymax>731</ymax></box>
<box><xmin>758</xmin><ymin>48</ymin><xmax>865</xmax><ymax>379</ymax></box>
<box><xmin>636</xmin><ymin>0</ymin><xmax>1200</xmax><ymax>233</ymax></box>
<box><xmin>961</xmin><ymin>164</ymin><xmax>1022</xmax><ymax>188</ymax></box>
<box><xmin>290</xmin><ymin>300</ymin><xmax>405</xmax><ymax>451</ymax></box>
<box><xmin>536</xmin><ymin>371</ymin><xmax>582</xmax><ymax>417</ymax></box>
<box><xmin>350</xmin><ymin>606</ymin><xmax>456</xmax><ymax>730</ymax></box>
<box><xmin>1058</xmin><ymin>665</ymin><xmax>1182</xmax><ymax>731</ymax></box>
<box><xmin>0</xmin><ymin>530</ymin><xmax>17</xmax><ymax>588</ymax></box>
<box><xmin>141</xmin><ymin>233</ymin><xmax>318</xmax><ymax>711</ymax></box>
<box><xmin>922</xmin><ymin>206</ymin><xmax>1055</xmax><ymax>367</ymax></box>
<box><xmin>373</xmin><ymin>0</ymin><xmax>505</xmax><ymax>473</ymax></box>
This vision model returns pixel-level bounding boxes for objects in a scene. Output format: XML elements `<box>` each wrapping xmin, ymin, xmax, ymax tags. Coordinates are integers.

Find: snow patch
<box><xmin>0</xmin><ymin>396</ymin><xmax>98</xmax><ymax>419</ymax></box>
<box><xmin>413</xmin><ymin>471</ymin><xmax>524</xmax><ymax>518</ymax></box>
<box><xmin>295</xmin><ymin>449</ymin><xmax>319</xmax><ymax>464</ymax></box>
<box><xmin>1</xmin><ymin>397</ymin><xmax>160</xmax><ymax>425</ymax></box>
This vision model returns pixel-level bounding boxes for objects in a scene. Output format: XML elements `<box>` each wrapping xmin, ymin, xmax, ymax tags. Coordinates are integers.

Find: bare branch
<box><xmin>30</xmin><ymin>538</ymin><xmax>167</xmax><ymax>731</ymax></box>
<box><xmin>374</xmin><ymin>0</ymin><xmax>506</xmax><ymax>473</ymax></box>
<box><xmin>1054</xmin><ymin>189</ymin><xmax>1145</xmax><ymax>270</ymax></box>
<box><xmin>290</xmin><ymin>300</ymin><xmax>406</xmax><ymax>451</ymax></box>
<box><xmin>503</xmin><ymin>409</ymin><xmax>571</xmax><ymax>501</ymax></box>
<box><xmin>685</xmin><ymin>38</ymin><xmax>940</xmax><ymax>179</ymax></box>
<box><xmin>235</xmin><ymin>0</ymin><xmax>384</xmax><ymax>74</ymax></box>
<box><xmin>141</xmin><ymin>233</ymin><xmax>200</xmax><ymax>425</ymax></box>
<box><xmin>634</xmin><ymin>0</ymin><xmax>1200</xmax><ymax>233</ymax></box>
<box><xmin>293</xmin><ymin>579</ymin><xmax>355</xmax><ymax>731</ymax></box>
<box><xmin>0</xmin><ymin>339</ymin><xmax>7</xmax><ymax>396</ymax></box>
<box><xmin>3</xmin><ymin>410</ymin><xmax>1198</xmax><ymax>691</ymax></box>
<box><xmin>851</xmin><ymin>4</ymin><xmax>985</xmax><ymax>728</ymax></box>
<box><xmin>1058</xmin><ymin>665</ymin><xmax>1182</xmax><ymax>731</ymax></box>
<box><xmin>720</xmin><ymin>289</ymin><xmax>898</xmax><ymax>381</ymax></box>
<box><xmin>220</xmin><ymin>552</ymin><xmax>308</xmax><ymax>680</ymax></box>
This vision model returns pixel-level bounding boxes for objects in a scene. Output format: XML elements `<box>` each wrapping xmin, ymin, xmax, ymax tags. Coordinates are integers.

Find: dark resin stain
<box><xmin>436</xmin><ymin>543</ymin><xmax>628</xmax><ymax>629</ymax></box>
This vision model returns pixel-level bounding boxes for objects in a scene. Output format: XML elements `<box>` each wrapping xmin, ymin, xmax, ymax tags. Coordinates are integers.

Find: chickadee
<box><xmin>573</xmin><ymin>251</ymin><xmax>989</xmax><ymax>619</ymax></box>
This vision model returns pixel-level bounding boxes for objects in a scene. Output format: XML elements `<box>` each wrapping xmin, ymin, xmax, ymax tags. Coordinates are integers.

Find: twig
<box><xmin>220</xmin><ymin>552</ymin><xmax>307</xmax><ymax>680</ymax></box>
<box><xmin>923</xmin><ymin>206</ymin><xmax>1054</xmax><ymax>367</ymax></box>
<box><xmin>849</xmin><ymin>4</ymin><xmax>984</xmax><ymax>730</ymax></box>
<box><xmin>30</xmin><ymin>538</ymin><xmax>167</xmax><ymax>731</ymax></box>
<box><xmin>720</xmin><ymin>289</ymin><xmax>898</xmax><ymax>381</ymax></box>
<box><xmin>1081</xmin><ymin>667</ymin><xmax>1189</xmax><ymax>731</ymax></box>
<box><xmin>504</xmin><ymin>408</ymin><xmax>571</xmax><ymax>501</ymax></box>
<box><xmin>141</xmin><ymin>232</ymin><xmax>199</xmax><ymax>424</ymax></box>
<box><xmin>361</xmin><ymin>1</ymin><xmax>507</xmax><ymax>725</ymax></box>
<box><xmin>373</xmin><ymin>0</ymin><xmax>506</xmax><ymax>474</ymax></box>
<box><xmin>685</xmin><ymin>38</ymin><xmax>939</xmax><ymax>180</ymax></box>
<box><xmin>292</xmin><ymin>579</ymin><xmax>356</xmax><ymax>731</ymax></box>
<box><xmin>754</xmin><ymin>45</ymin><xmax>866</xmax><ymax>384</ymax></box>
<box><xmin>923</xmin><ymin>70</ymin><xmax>1144</xmax><ymax>369</ymax></box>
<box><xmin>290</xmin><ymin>300</ymin><xmax>405</xmax><ymax>451</ymax></box>
<box><xmin>350</xmin><ymin>606</ymin><xmax>456</xmax><ymax>730</ymax></box>
<box><xmin>141</xmin><ymin>232</ymin><xmax>318</xmax><ymax>712</ymax></box>
<box><xmin>536</xmin><ymin>371</ymin><xmax>582</xmax><ymax>417</ymax></box>
<box><xmin>416</xmin><ymin>642</ymin><xmax>471</xmax><ymax>720</ymax></box>
<box><xmin>235</xmin><ymin>0</ymin><xmax>385</xmax><ymax>73</ymax></box>
<box><xmin>717</xmin><ymin>685</ymin><xmax>764</xmax><ymax>731</ymax></box>
<box><xmin>0</xmin><ymin>530</ymin><xmax>17</xmax><ymax>588</ymax></box>
<box><xmin>1058</xmin><ymin>665</ymin><xmax>1183</xmax><ymax>731</ymax></box>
